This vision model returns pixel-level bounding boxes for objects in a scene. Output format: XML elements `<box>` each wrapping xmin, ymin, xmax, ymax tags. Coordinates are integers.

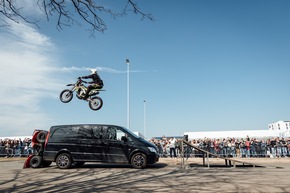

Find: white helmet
<box><xmin>90</xmin><ymin>69</ymin><xmax>97</xmax><ymax>74</ymax></box>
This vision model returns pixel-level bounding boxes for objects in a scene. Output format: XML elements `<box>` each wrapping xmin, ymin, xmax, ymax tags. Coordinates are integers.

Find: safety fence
<box><xmin>0</xmin><ymin>146</ymin><xmax>33</xmax><ymax>157</ymax></box>
<box><xmin>157</xmin><ymin>143</ymin><xmax>290</xmax><ymax>158</ymax></box>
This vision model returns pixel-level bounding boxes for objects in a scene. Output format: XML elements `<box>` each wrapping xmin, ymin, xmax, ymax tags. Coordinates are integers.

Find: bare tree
<box><xmin>0</xmin><ymin>0</ymin><xmax>154</xmax><ymax>35</ymax></box>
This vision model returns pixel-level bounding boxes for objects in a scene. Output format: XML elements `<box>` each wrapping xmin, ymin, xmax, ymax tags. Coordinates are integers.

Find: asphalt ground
<box><xmin>0</xmin><ymin>157</ymin><xmax>289</xmax><ymax>193</ymax></box>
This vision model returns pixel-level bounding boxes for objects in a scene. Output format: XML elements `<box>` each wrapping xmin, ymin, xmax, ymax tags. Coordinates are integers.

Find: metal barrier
<box><xmin>0</xmin><ymin>146</ymin><xmax>33</xmax><ymax>157</ymax></box>
<box><xmin>180</xmin><ymin>140</ymin><xmax>285</xmax><ymax>169</ymax></box>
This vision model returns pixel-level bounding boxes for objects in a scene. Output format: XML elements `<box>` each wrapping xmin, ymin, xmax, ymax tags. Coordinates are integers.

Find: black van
<box><xmin>41</xmin><ymin>124</ymin><xmax>159</xmax><ymax>169</ymax></box>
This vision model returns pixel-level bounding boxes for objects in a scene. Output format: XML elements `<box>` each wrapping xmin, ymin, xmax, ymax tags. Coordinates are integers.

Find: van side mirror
<box><xmin>121</xmin><ymin>136</ymin><xmax>127</xmax><ymax>142</ymax></box>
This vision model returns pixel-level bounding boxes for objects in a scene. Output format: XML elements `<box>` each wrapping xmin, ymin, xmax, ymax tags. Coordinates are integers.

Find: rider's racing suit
<box><xmin>81</xmin><ymin>73</ymin><xmax>103</xmax><ymax>99</ymax></box>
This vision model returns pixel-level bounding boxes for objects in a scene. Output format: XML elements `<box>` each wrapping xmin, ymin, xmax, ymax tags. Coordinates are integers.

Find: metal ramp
<box><xmin>181</xmin><ymin>140</ymin><xmax>283</xmax><ymax>169</ymax></box>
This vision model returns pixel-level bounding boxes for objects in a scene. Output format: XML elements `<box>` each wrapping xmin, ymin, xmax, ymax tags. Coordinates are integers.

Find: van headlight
<box><xmin>148</xmin><ymin>147</ymin><xmax>157</xmax><ymax>153</ymax></box>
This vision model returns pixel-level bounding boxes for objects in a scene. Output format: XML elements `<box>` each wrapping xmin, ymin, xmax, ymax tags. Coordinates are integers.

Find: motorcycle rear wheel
<box><xmin>89</xmin><ymin>96</ymin><xmax>103</xmax><ymax>111</ymax></box>
<box><xmin>60</xmin><ymin>89</ymin><xmax>73</xmax><ymax>103</ymax></box>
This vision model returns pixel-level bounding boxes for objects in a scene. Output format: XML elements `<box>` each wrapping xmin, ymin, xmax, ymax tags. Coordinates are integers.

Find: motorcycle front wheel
<box><xmin>60</xmin><ymin>89</ymin><xmax>73</xmax><ymax>103</ymax></box>
<box><xmin>89</xmin><ymin>96</ymin><xmax>103</xmax><ymax>111</ymax></box>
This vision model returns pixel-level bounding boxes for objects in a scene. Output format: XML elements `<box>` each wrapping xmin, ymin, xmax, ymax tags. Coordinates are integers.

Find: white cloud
<box><xmin>58</xmin><ymin>66</ymin><xmax>126</xmax><ymax>73</ymax></box>
<box><xmin>57</xmin><ymin>66</ymin><xmax>150</xmax><ymax>74</ymax></box>
<box><xmin>0</xmin><ymin>21</ymin><xmax>63</xmax><ymax>137</ymax></box>
<box><xmin>14</xmin><ymin>0</ymin><xmax>45</xmax><ymax>18</ymax></box>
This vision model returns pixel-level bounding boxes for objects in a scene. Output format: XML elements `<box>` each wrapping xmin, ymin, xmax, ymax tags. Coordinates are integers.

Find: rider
<box><xmin>81</xmin><ymin>69</ymin><xmax>104</xmax><ymax>99</ymax></box>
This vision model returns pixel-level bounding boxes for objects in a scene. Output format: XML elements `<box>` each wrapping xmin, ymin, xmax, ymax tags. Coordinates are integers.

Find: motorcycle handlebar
<box><xmin>78</xmin><ymin>77</ymin><xmax>88</xmax><ymax>84</ymax></box>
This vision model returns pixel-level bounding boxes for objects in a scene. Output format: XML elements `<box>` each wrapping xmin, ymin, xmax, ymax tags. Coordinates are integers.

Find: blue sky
<box><xmin>0</xmin><ymin>0</ymin><xmax>290</xmax><ymax>138</ymax></box>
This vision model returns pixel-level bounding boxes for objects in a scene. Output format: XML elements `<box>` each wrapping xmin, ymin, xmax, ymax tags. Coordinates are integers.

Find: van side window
<box><xmin>106</xmin><ymin>127</ymin><xmax>117</xmax><ymax>140</ymax></box>
<box><xmin>78</xmin><ymin>127</ymin><xmax>95</xmax><ymax>139</ymax></box>
<box><xmin>78</xmin><ymin>126</ymin><xmax>103</xmax><ymax>139</ymax></box>
<box><xmin>116</xmin><ymin>129</ymin><xmax>126</xmax><ymax>141</ymax></box>
<box><xmin>77</xmin><ymin>126</ymin><xmax>117</xmax><ymax>140</ymax></box>
<box><xmin>116</xmin><ymin>129</ymin><xmax>132</xmax><ymax>142</ymax></box>
<box><xmin>50</xmin><ymin>126</ymin><xmax>78</xmax><ymax>142</ymax></box>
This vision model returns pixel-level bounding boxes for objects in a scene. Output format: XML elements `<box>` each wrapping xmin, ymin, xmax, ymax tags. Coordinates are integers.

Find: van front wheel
<box><xmin>131</xmin><ymin>153</ymin><xmax>147</xmax><ymax>169</ymax></box>
<box><xmin>56</xmin><ymin>153</ymin><xmax>72</xmax><ymax>169</ymax></box>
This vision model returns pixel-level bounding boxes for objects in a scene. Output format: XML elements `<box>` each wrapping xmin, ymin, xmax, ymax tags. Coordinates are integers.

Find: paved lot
<box><xmin>0</xmin><ymin>157</ymin><xmax>290</xmax><ymax>193</ymax></box>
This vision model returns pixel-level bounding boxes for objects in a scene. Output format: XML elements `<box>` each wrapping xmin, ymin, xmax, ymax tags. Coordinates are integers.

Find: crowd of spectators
<box><xmin>0</xmin><ymin>138</ymin><xmax>33</xmax><ymax>158</ymax></box>
<box><xmin>2</xmin><ymin>135</ymin><xmax>290</xmax><ymax>159</ymax></box>
<box><xmin>150</xmin><ymin>136</ymin><xmax>290</xmax><ymax>159</ymax></box>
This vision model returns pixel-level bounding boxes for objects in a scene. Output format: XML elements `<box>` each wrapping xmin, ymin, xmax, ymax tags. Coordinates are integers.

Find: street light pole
<box><xmin>126</xmin><ymin>59</ymin><xmax>130</xmax><ymax>130</ymax></box>
<box><xmin>143</xmin><ymin>100</ymin><xmax>146</xmax><ymax>139</ymax></box>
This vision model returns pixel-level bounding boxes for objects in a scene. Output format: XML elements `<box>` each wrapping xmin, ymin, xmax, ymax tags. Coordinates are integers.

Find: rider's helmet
<box><xmin>90</xmin><ymin>69</ymin><xmax>97</xmax><ymax>74</ymax></box>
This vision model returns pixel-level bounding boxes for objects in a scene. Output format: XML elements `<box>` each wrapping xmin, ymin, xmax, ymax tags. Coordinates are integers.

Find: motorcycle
<box><xmin>59</xmin><ymin>77</ymin><xmax>104</xmax><ymax>111</ymax></box>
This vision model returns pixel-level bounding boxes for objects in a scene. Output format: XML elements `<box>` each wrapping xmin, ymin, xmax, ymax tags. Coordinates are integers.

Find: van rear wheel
<box><xmin>56</xmin><ymin>153</ymin><xmax>72</xmax><ymax>169</ymax></box>
<box><xmin>36</xmin><ymin>131</ymin><xmax>47</xmax><ymax>143</ymax></box>
<box><xmin>131</xmin><ymin>153</ymin><xmax>147</xmax><ymax>169</ymax></box>
<box><xmin>30</xmin><ymin>155</ymin><xmax>43</xmax><ymax>168</ymax></box>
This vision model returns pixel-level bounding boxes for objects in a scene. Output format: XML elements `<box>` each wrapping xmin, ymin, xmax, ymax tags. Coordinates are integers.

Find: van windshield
<box><xmin>121</xmin><ymin>127</ymin><xmax>141</xmax><ymax>139</ymax></box>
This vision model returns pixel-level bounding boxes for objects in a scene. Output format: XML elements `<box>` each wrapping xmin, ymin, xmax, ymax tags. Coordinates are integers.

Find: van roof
<box><xmin>49</xmin><ymin>124</ymin><xmax>122</xmax><ymax>130</ymax></box>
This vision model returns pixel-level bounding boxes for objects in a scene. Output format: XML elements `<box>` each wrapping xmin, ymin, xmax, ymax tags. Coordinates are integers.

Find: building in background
<box><xmin>184</xmin><ymin>120</ymin><xmax>290</xmax><ymax>140</ymax></box>
<box><xmin>268</xmin><ymin>120</ymin><xmax>290</xmax><ymax>138</ymax></box>
<box><xmin>268</xmin><ymin>120</ymin><xmax>290</xmax><ymax>131</ymax></box>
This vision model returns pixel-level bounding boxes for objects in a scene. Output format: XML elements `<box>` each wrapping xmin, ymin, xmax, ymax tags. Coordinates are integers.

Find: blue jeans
<box><xmin>222</xmin><ymin>148</ymin><xmax>227</xmax><ymax>157</ymax></box>
<box><xmin>246</xmin><ymin>149</ymin><xmax>250</xmax><ymax>158</ymax></box>
<box><xmin>281</xmin><ymin>147</ymin><xmax>287</xmax><ymax>157</ymax></box>
<box><xmin>271</xmin><ymin>147</ymin><xmax>276</xmax><ymax>157</ymax></box>
<box><xmin>276</xmin><ymin>147</ymin><xmax>282</xmax><ymax>157</ymax></box>
<box><xmin>251</xmin><ymin>148</ymin><xmax>257</xmax><ymax>157</ymax></box>
<box><xmin>231</xmin><ymin>147</ymin><xmax>236</xmax><ymax>157</ymax></box>
<box><xmin>240</xmin><ymin>148</ymin><xmax>246</xmax><ymax>157</ymax></box>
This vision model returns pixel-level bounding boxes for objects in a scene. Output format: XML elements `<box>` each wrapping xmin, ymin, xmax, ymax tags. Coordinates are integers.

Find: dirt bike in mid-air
<box><xmin>59</xmin><ymin>77</ymin><xmax>104</xmax><ymax>111</ymax></box>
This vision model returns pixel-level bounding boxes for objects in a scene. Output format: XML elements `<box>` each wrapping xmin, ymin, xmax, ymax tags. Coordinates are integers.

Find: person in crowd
<box><xmin>245</xmin><ymin>139</ymin><xmax>251</xmax><ymax>158</ymax></box>
<box><xmin>260</xmin><ymin>139</ymin><xmax>267</xmax><ymax>157</ymax></box>
<box><xmin>4</xmin><ymin>140</ymin><xmax>13</xmax><ymax>158</ymax></box>
<box><xmin>209</xmin><ymin>138</ymin><xmax>215</xmax><ymax>156</ymax></box>
<box><xmin>175</xmin><ymin>140</ymin><xmax>181</xmax><ymax>157</ymax></box>
<box><xmin>169</xmin><ymin>137</ymin><xmax>177</xmax><ymax>158</ymax></box>
<box><xmin>157</xmin><ymin>141</ymin><xmax>164</xmax><ymax>158</ymax></box>
<box><xmin>14</xmin><ymin>140</ymin><xmax>22</xmax><ymax>157</ymax></box>
<box><xmin>250</xmin><ymin>138</ymin><xmax>257</xmax><ymax>158</ymax></box>
<box><xmin>0</xmin><ymin>139</ymin><xmax>4</xmax><ymax>153</ymax></box>
<box><xmin>235</xmin><ymin>139</ymin><xmax>241</xmax><ymax>158</ymax></box>
<box><xmin>227</xmin><ymin>138</ymin><xmax>232</xmax><ymax>157</ymax></box>
<box><xmin>222</xmin><ymin>138</ymin><xmax>228</xmax><ymax>157</ymax></box>
<box><xmin>287</xmin><ymin>137</ymin><xmax>290</xmax><ymax>156</ymax></box>
<box><xmin>281</xmin><ymin>138</ymin><xmax>288</xmax><ymax>157</ymax></box>
<box><xmin>275</xmin><ymin>137</ymin><xmax>282</xmax><ymax>158</ymax></box>
<box><xmin>184</xmin><ymin>140</ymin><xmax>193</xmax><ymax>158</ymax></box>
<box><xmin>270</xmin><ymin>138</ymin><xmax>277</xmax><ymax>158</ymax></box>
<box><xmin>214</xmin><ymin>139</ymin><xmax>220</xmax><ymax>156</ymax></box>
<box><xmin>240</xmin><ymin>139</ymin><xmax>245</xmax><ymax>158</ymax></box>
<box><xmin>230</xmin><ymin>138</ymin><xmax>236</xmax><ymax>157</ymax></box>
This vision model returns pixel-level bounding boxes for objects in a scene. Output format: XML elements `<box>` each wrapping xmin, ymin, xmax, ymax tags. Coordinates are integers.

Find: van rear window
<box><xmin>50</xmin><ymin>126</ymin><xmax>79</xmax><ymax>142</ymax></box>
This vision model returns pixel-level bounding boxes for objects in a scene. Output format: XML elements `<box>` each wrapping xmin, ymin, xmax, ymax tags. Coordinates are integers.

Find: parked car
<box><xmin>28</xmin><ymin>124</ymin><xmax>159</xmax><ymax>169</ymax></box>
